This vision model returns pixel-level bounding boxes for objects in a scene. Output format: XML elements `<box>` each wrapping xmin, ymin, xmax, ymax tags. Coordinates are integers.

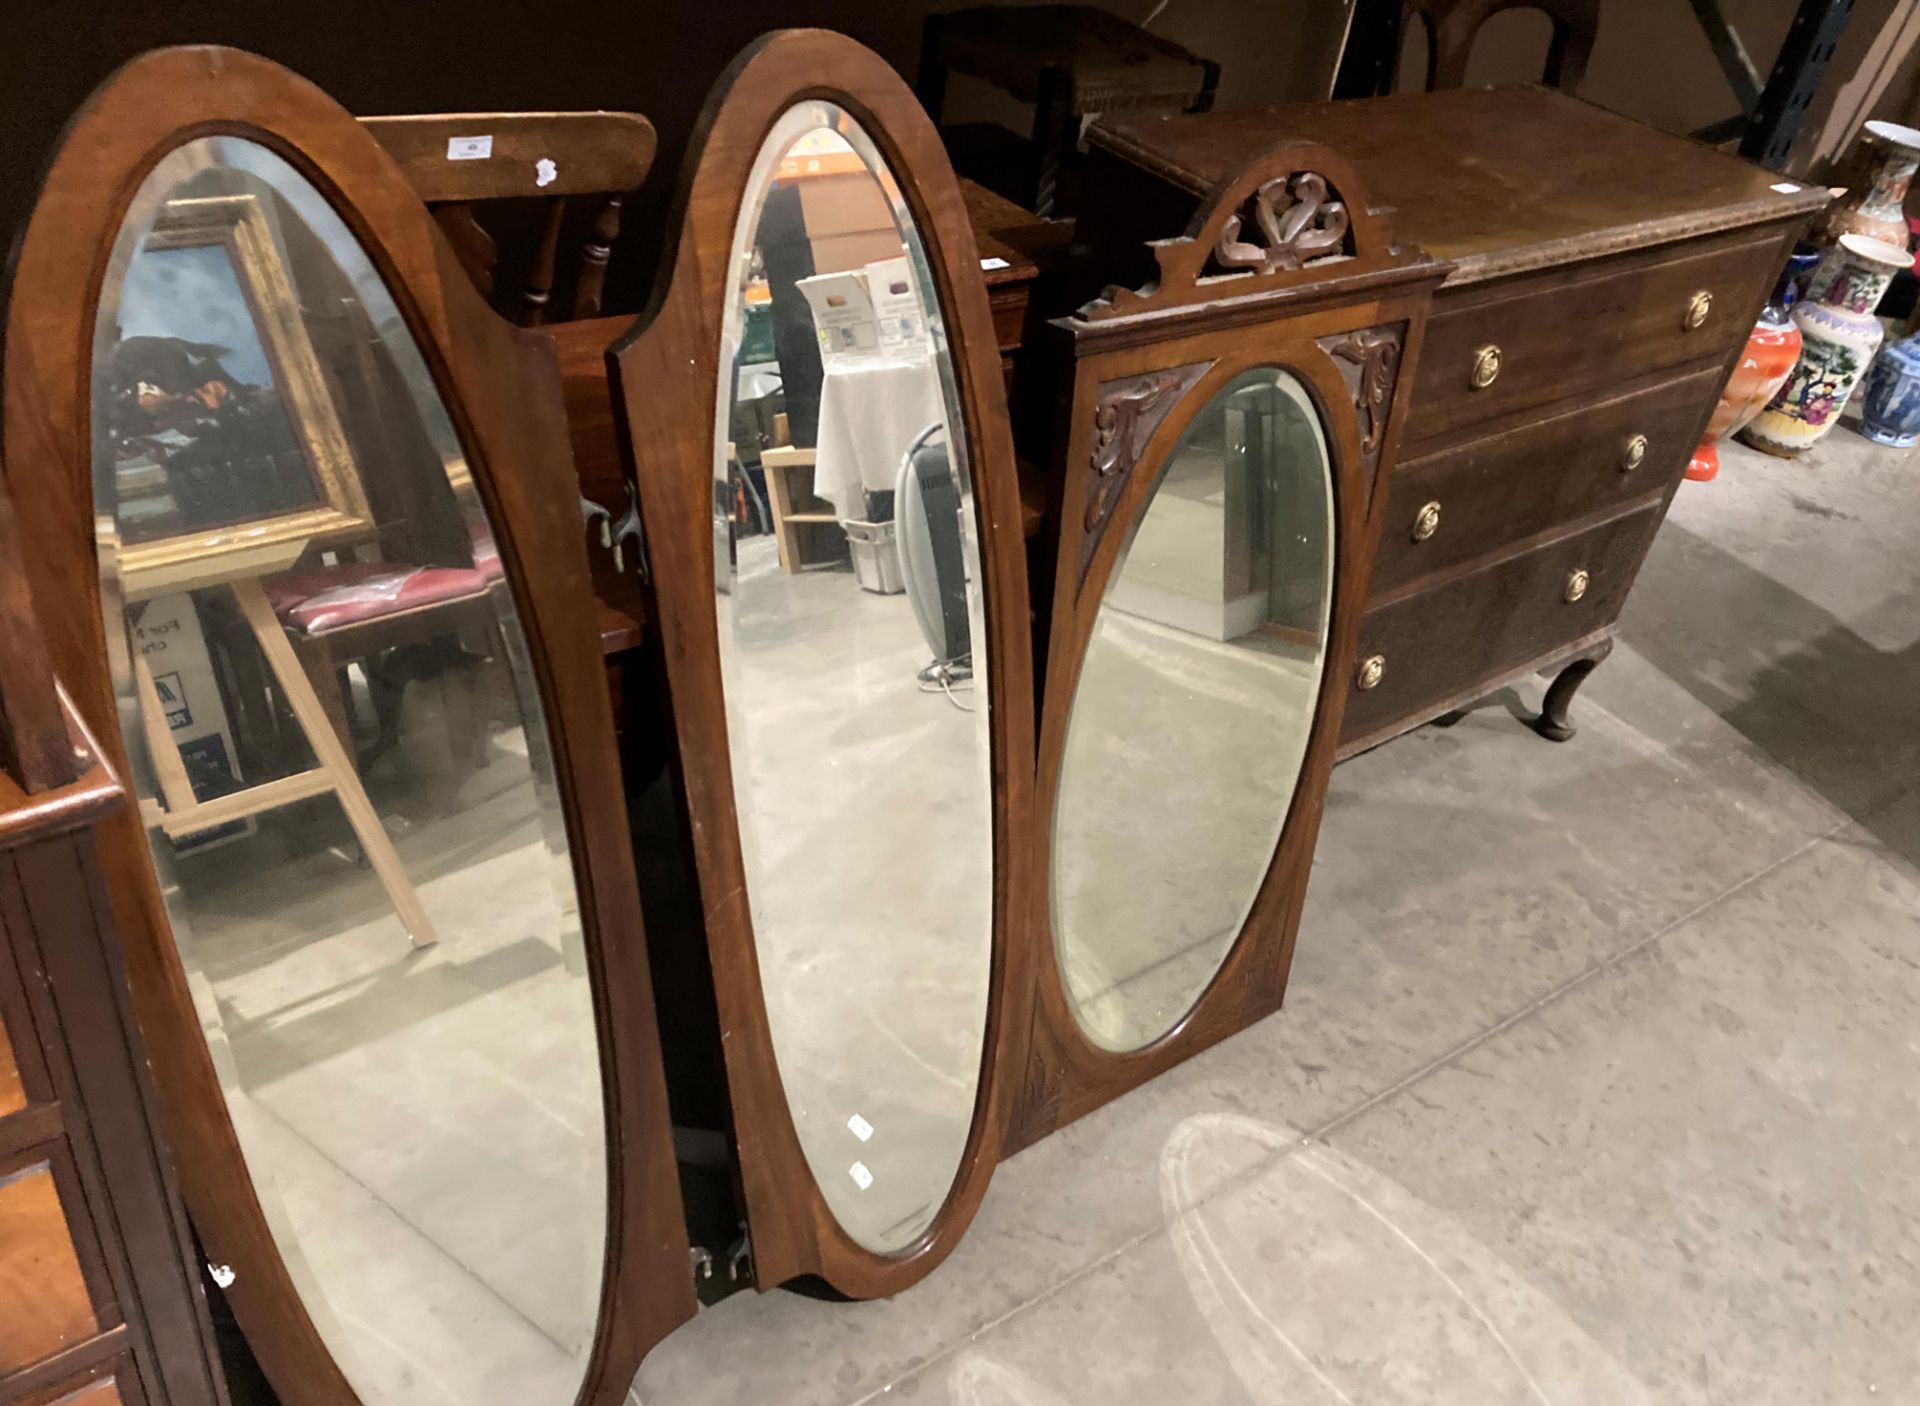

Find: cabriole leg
<box><xmin>1533</xmin><ymin>647</ymin><xmax>1610</xmax><ymax>742</ymax></box>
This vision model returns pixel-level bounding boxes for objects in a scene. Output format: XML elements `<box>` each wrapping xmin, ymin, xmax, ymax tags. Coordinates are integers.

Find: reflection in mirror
<box><xmin>93</xmin><ymin>138</ymin><xmax>606</xmax><ymax>1404</ymax></box>
<box><xmin>714</xmin><ymin>104</ymin><xmax>992</xmax><ymax>1254</ymax></box>
<box><xmin>1054</xmin><ymin>368</ymin><xmax>1334</xmax><ymax>1052</ymax></box>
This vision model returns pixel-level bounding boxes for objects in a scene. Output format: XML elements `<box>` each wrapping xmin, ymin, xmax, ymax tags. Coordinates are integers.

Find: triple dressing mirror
<box><xmin>2</xmin><ymin>46</ymin><xmax>692</xmax><ymax>1406</ymax></box>
<box><xmin>4</xmin><ymin>33</ymin><xmax>1450</xmax><ymax>1388</ymax></box>
<box><xmin>619</xmin><ymin>30</ymin><xmax>1034</xmax><ymax>1297</ymax></box>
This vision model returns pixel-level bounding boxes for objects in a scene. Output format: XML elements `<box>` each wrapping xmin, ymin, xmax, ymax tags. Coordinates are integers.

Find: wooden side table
<box><xmin>917</xmin><ymin>5</ymin><xmax>1218</xmax><ymax>216</ymax></box>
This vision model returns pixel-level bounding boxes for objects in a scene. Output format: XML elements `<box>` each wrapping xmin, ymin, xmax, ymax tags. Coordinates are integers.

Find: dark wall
<box><xmin>0</xmin><ymin>0</ymin><xmax>936</xmax><ymax>315</ymax></box>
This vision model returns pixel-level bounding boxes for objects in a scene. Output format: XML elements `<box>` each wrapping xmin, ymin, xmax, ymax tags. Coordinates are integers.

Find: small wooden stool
<box><xmin>917</xmin><ymin>5</ymin><xmax>1219</xmax><ymax>217</ymax></box>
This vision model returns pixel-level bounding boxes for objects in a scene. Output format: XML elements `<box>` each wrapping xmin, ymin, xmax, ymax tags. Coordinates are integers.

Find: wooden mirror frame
<box><xmin>613</xmin><ymin>29</ymin><xmax>1036</xmax><ymax>1299</ymax></box>
<box><xmin>1</xmin><ymin>46</ymin><xmax>695</xmax><ymax>1405</ymax></box>
<box><xmin>1011</xmin><ymin>146</ymin><xmax>1449</xmax><ymax>1149</ymax></box>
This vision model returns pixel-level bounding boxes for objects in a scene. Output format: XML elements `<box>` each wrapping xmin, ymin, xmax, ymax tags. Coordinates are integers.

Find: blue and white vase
<box><xmin>1741</xmin><ymin>234</ymin><xmax>1913</xmax><ymax>457</ymax></box>
<box><xmin>1861</xmin><ymin>332</ymin><xmax>1920</xmax><ymax>446</ymax></box>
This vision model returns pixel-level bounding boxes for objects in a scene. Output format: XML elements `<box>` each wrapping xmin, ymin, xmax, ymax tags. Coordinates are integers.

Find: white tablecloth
<box><xmin>811</xmin><ymin>356</ymin><xmax>948</xmax><ymax>520</ymax></box>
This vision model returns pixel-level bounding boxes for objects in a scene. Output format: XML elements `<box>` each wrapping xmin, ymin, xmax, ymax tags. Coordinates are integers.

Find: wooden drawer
<box><xmin>1402</xmin><ymin>230</ymin><xmax>1781</xmax><ymax>448</ymax></box>
<box><xmin>1342</xmin><ymin>502</ymin><xmax>1663</xmax><ymax>745</ymax></box>
<box><xmin>1371</xmin><ymin>365</ymin><xmax>1720</xmax><ymax>596</ymax></box>
<box><xmin>0</xmin><ymin>1156</ymin><xmax>102</xmax><ymax>1375</ymax></box>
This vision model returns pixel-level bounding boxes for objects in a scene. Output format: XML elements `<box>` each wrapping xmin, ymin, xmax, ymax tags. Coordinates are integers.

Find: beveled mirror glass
<box><xmin>712</xmin><ymin>102</ymin><xmax>992</xmax><ymax>1254</ymax></box>
<box><xmin>92</xmin><ymin>138</ymin><xmax>606</xmax><ymax>1405</ymax></box>
<box><xmin>1053</xmin><ymin>367</ymin><xmax>1334</xmax><ymax>1051</ymax></box>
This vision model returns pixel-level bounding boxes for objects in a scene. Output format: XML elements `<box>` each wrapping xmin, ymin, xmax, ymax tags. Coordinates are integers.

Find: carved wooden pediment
<box><xmin>1079</xmin><ymin>141</ymin><xmax>1425</xmax><ymax>323</ymax></box>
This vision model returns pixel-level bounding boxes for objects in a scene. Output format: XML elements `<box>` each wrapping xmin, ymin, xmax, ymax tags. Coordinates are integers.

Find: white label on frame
<box><xmin>535</xmin><ymin>157</ymin><xmax>558</xmax><ymax>188</ymax></box>
<box><xmin>1770</xmin><ymin>181</ymin><xmax>1802</xmax><ymax>194</ymax></box>
<box><xmin>980</xmin><ymin>256</ymin><xmax>1011</xmax><ymax>271</ymax></box>
<box><xmin>847</xmin><ymin>1113</ymin><xmax>874</xmax><ymax>1142</ymax></box>
<box><xmin>447</xmin><ymin>135</ymin><xmax>494</xmax><ymax>161</ymax></box>
<box><xmin>849</xmin><ymin>1161</ymin><xmax>874</xmax><ymax>1191</ymax></box>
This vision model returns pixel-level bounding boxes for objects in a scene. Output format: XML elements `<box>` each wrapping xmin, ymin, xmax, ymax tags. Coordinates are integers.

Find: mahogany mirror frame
<box><xmin>1010</xmin><ymin>146</ymin><xmax>1450</xmax><ymax>1150</ymax></box>
<box><xmin>0</xmin><ymin>46</ymin><xmax>695</xmax><ymax>1405</ymax></box>
<box><xmin>612</xmin><ymin>29</ymin><xmax>1037</xmax><ymax>1298</ymax></box>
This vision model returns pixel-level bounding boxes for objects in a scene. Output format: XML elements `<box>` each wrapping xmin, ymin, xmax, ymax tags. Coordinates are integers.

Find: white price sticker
<box><xmin>1770</xmin><ymin>181</ymin><xmax>1802</xmax><ymax>195</ymax></box>
<box><xmin>980</xmin><ymin>256</ymin><xmax>1011</xmax><ymax>271</ymax></box>
<box><xmin>446</xmin><ymin>135</ymin><xmax>494</xmax><ymax>161</ymax></box>
<box><xmin>847</xmin><ymin>1113</ymin><xmax>874</xmax><ymax>1142</ymax></box>
<box><xmin>849</xmin><ymin>1161</ymin><xmax>874</xmax><ymax>1191</ymax></box>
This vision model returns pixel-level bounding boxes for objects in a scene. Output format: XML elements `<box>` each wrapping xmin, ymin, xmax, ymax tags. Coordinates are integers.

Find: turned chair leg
<box><xmin>1533</xmin><ymin>648</ymin><xmax>1610</xmax><ymax>742</ymax></box>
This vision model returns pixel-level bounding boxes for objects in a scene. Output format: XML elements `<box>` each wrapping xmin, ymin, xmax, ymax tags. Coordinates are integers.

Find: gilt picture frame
<box><xmin>102</xmin><ymin>191</ymin><xmax>373</xmax><ymax>593</ymax></box>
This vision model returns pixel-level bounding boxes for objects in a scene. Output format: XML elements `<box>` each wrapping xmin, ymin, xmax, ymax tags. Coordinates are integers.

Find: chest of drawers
<box><xmin>0</xmin><ymin>751</ymin><xmax>224</xmax><ymax>1406</ymax></box>
<box><xmin>1080</xmin><ymin>86</ymin><xmax>1828</xmax><ymax>751</ymax></box>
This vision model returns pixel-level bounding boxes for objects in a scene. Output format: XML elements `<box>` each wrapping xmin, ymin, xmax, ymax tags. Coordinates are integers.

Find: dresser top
<box><xmin>1090</xmin><ymin>86</ymin><xmax>1829</xmax><ymax>284</ymax></box>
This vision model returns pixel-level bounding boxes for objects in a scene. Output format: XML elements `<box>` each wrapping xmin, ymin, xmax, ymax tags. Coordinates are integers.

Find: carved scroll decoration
<box><xmin>1318</xmin><ymin>323</ymin><xmax>1405</xmax><ymax>500</ymax></box>
<box><xmin>1213</xmin><ymin>173</ymin><xmax>1351</xmax><ymax>276</ymax></box>
<box><xmin>1076</xmin><ymin>143</ymin><xmax>1426</xmax><ymax>324</ymax></box>
<box><xmin>1321</xmin><ymin>325</ymin><xmax>1401</xmax><ymax>455</ymax></box>
<box><xmin>1080</xmin><ymin>362</ymin><xmax>1213</xmax><ymax>582</ymax></box>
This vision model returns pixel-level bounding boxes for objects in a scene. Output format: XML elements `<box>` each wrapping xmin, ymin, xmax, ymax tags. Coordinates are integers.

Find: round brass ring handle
<box><xmin>1470</xmin><ymin>344</ymin><xmax>1502</xmax><ymax>390</ymax></box>
<box><xmin>1412</xmin><ymin>500</ymin><xmax>1442</xmax><ymax>541</ymax></box>
<box><xmin>1621</xmin><ymin>433</ymin><xmax>1648</xmax><ymax>472</ymax></box>
<box><xmin>1357</xmin><ymin>654</ymin><xmax>1386</xmax><ymax>690</ymax></box>
<box><xmin>1684</xmin><ymin>290</ymin><xmax>1713</xmax><ymax>330</ymax></box>
<box><xmin>1564</xmin><ymin>568</ymin><xmax>1590</xmax><ymax>603</ymax></box>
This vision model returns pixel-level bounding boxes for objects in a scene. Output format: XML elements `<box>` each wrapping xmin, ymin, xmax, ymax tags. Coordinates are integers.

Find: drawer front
<box><xmin>1372</xmin><ymin>365</ymin><xmax>1720</xmax><ymax>596</ymax></box>
<box><xmin>0</xmin><ymin>1159</ymin><xmax>101</xmax><ymax>1375</ymax></box>
<box><xmin>988</xmin><ymin>283</ymin><xmax>1029</xmax><ymax>355</ymax></box>
<box><xmin>1404</xmin><ymin>231</ymin><xmax>1781</xmax><ymax>447</ymax></box>
<box><xmin>1343</xmin><ymin>503</ymin><xmax>1663</xmax><ymax>744</ymax></box>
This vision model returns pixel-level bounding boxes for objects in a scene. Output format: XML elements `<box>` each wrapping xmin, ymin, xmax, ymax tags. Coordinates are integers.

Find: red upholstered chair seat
<box><xmin>264</xmin><ymin>561</ymin><xmax>490</xmax><ymax>634</ymax></box>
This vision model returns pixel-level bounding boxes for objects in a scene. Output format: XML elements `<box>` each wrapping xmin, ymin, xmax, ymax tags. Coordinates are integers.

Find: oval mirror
<box><xmin>1053</xmin><ymin>367</ymin><xmax>1334</xmax><ymax>1051</ymax></box>
<box><xmin>712</xmin><ymin>102</ymin><xmax>992</xmax><ymax>1254</ymax></box>
<box><xmin>92</xmin><ymin>138</ymin><xmax>607</xmax><ymax>1404</ymax></box>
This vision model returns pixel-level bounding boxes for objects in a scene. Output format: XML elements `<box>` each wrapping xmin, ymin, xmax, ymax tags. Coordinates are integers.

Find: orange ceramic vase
<box><xmin>1687</xmin><ymin>251</ymin><xmax>1817</xmax><ymax>481</ymax></box>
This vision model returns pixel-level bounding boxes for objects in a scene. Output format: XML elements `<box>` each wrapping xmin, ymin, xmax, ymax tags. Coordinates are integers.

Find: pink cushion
<box><xmin>266</xmin><ymin>563</ymin><xmax>490</xmax><ymax>634</ymax></box>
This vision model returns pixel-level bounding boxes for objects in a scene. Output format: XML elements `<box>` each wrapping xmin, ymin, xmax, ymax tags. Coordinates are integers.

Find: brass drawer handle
<box><xmin>1621</xmin><ymin>433</ymin><xmax>1648</xmax><ymax>472</ymax></box>
<box><xmin>1412</xmin><ymin>500</ymin><xmax>1442</xmax><ymax>541</ymax></box>
<box><xmin>1470</xmin><ymin>344</ymin><xmax>1501</xmax><ymax>390</ymax></box>
<box><xmin>1684</xmin><ymin>290</ymin><xmax>1712</xmax><ymax>330</ymax></box>
<box><xmin>1357</xmin><ymin>654</ymin><xmax>1386</xmax><ymax>690</ymax></box>
<box><xmin>1564</xmin><ymin>568</ymin><xmax>1590</xmax><ymax>603</ymax></box>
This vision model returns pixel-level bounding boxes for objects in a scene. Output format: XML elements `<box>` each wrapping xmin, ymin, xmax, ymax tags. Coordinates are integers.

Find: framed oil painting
<box><xmin>100</xmin><ymin>191</ymin><xmax>373</xmax><ymax>591</ymax></box>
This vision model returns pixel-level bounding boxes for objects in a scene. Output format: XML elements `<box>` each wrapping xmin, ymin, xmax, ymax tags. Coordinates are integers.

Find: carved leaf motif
<box><xmin>1214</xmin><ymin>173</ymin><xmax>1352</xmax><ymax>276</ymax></box>
<box><xmin>1080</xmin><ymin>363</ymin><xmax>1213</xmax><ymax>582</ymax></box>
<box><xmin>1320</xmin><ymin>325</ymin><xmax>1403</xmax><ymax>460</ymax></box>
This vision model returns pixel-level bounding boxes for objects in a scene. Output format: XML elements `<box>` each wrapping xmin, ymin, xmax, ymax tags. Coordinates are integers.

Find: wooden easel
<box><xmin>126</xmin><ymin>543</ymin><xmax>437</xmax><ymax>949</ymax></box>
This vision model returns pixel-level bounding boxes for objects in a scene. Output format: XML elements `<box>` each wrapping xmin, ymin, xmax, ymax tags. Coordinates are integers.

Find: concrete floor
<box><xmin>158</xmin><ymin>667</ymin><xmax>605</xmax><ymax>1406</ymax></box>
<box><xmin>633</xmin><ymin>425</ymin><xmax>1920</xmax><ymax>1405</ymax></box>
<box><xmin>722</xmin><ymin>530</ymin><xmax>993</xmax><ymax>1254</ymax></box>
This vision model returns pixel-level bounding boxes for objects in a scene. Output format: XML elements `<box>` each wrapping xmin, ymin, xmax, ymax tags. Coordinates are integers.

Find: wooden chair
<box><xmin>261</xmin><ymin>111</ymin><xmax>658</xmax><ymax>763</ymax></box>
<box><xmin>1400</xmin><ymin>0</ymin><xmax>1599</xmax><ymax>93</ymax></box>
<box><xmin>360</xmin><ymin>110</ymin><xmax>657</xmax><ymax>324</ymax></box>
